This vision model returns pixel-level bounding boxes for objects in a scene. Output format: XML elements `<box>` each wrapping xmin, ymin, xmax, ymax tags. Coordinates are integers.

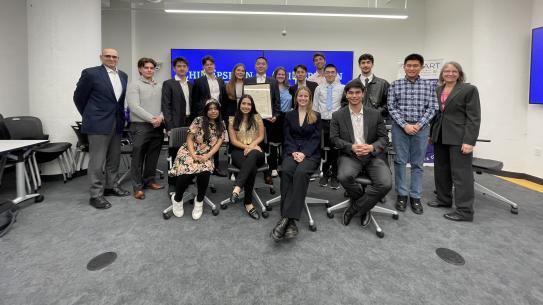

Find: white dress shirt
<box><xmin>359</xmin><ymin>73</ymin><xmax>374</xmax><ymax>88</ymax></box>
<box><xmin>175</xmin><ymin>75</ymin><xmax>190</xmax><ymax>115</ymax></box>
<box><xmin>105</xmin><ymin>66</ymin><xmax>122</xmax><ymax>101</ymax></box>
<box><xmin>349</xmin><ymin>105</ymin><xmax>365</xmax><ymax>144</ymax></box>
<box><xmin>256</xmin><ymin>74</ymin><xmax>266</xmax><ymax>84</ymax></box>
<box><xmin>313</xmin><ymin>82</ymin><xmax>344</xmax><ymax>120</ymax></box>
<box><xmin>206</xmin><ymin>74</ymin><xmax>220</xmax><ymax>100</ymax></box>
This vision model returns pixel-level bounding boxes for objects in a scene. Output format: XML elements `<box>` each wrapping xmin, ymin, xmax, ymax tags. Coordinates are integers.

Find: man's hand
<box><xmin>292</xmin><ymin>152</ymin><xmax>305</xmax><ymax>162</ymax></box>
<box><xmin>266</xmin><ymin>116</ymin><xmax>277</xmax><ymax>123</ymax></box>
<box><xmin>403</xmin><ymin>124</ymin><xmax>418</xmax><ymax>135</ymax></box>
<box><xmin>461</xmin><ymin>144</ymin><xmax>474</xmax><ymax>154</ymax></box>
<box><xmin>151</xmin><ymin>116</ymin><xmax>162</xmax><ymax>128</ymax></box>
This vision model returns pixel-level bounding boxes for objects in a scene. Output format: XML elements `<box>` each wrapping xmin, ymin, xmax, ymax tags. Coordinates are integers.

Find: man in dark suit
<box><xmin>330</xmin><ymin>80</ymin><xmax>392</xmax><ymax>227</ymax></box>
<box><xmin>428</xmin><ymin>62</ymin><xmax>481</xmax><ymax>222</ymax></box>
<box><xmin>161</xmin><ymin>56</ymin><xmax>193</xmax><ymax>132</ymax></box>
<box><xmin>288</xmin><ymin>64</ymin><xmax>318</xmax><ymax>101</ymax></box>
<box><xmin>244</xmin><ymin>56</ymin><xmax>281</xmax><ymax>184</ymax></box>
<box><xmin>192</xmin><ymin>55</ymin><xmax>228</xmax><ymax>177</ymax></box>
<box><xmin>73</xmin><ymin>48</ymin><xmax>130</xmax><ymax>209</ymax></box>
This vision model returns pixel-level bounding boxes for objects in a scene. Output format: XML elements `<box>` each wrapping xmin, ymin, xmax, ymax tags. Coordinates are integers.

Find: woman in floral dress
<box><xmin>169</xmin><ymin>98</ymin><xmax>225</xmax><ymax>220</ymax></box>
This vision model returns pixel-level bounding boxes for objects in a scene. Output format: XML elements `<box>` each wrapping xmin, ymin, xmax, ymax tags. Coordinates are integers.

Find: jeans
<box><xmin>391</xmin><ymin>122</ymin><xmax>429</xmax><ymax>199</ymax></box>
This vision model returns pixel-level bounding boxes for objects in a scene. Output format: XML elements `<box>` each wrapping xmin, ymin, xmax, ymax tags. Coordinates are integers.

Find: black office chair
<box><xmin>5</xmin><ymin>116</ymin><xmax>74</xmax><ymax>183</ymax></box>
<box><xmin>326</xmin><ymin>175</ymin><xmax>398</xmax><ymax>238</ymax></box>
<box><xmin>162</xmin><ymin>127</ymin><xmax>219</xmax><ymax>219</ymax></box>
<box><xmin>71</xmin><ymin>125</ymin><xmax>89</xmax><ymax>172</ymax></box>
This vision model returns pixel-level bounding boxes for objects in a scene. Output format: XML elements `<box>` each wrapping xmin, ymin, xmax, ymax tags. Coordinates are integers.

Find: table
<box><xmin>0</xmin><ymin>140</ymin><xmax>48</xmax><ymax>205</ymax></box>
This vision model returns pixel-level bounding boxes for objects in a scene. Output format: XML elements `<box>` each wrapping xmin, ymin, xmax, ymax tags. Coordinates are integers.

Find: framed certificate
<box><xmin>243</xmin><ymin>84</ymin><xmax>272</xmax><ymax>119</ymax></box>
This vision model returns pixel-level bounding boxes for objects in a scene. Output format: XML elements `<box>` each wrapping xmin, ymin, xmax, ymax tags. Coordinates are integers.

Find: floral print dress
<box><xmin>168</xmin><ymin>116</ymin><xmax>225</xmax><ymax>176</ymax></box>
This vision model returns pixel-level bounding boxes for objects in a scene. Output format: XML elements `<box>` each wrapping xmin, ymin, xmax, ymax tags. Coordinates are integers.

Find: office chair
<box><xmin>71</xmin><ymin>124</ymin><xmax>89</xmax><ymax>171</ymax></box>
<box><xmin>162</xmin><ymin>127</ymin><xmax>219</xmax><ymax>219</ymax></box>
<box><xmin>218</xmin><ymin>133</ymin><xmax>276</xmax><ymax>219</ymax></box>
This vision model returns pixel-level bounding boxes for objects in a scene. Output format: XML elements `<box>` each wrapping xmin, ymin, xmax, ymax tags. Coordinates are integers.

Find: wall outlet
<box><xmin>535</xmin><ymin>148</ymin><xmax>542</xmax><ymax>157</ymax></box>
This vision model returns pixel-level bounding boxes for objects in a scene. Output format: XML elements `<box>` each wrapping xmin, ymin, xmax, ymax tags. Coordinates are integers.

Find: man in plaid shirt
<box><xmin>387</xmin><ymin>54</ymin><xmax>438</xmax><ymax>215</ymax></box>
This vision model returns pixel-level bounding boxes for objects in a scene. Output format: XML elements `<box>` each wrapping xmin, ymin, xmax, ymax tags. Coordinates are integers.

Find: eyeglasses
<box><xmin>404</xmin><ymin>64</ymin><xmax>420</xmax><ymax>68</ymax></box>
<box><xmin>102</xmin><ymin>55</ymin><xmax>119</xmax><ymax>59</ymax></box>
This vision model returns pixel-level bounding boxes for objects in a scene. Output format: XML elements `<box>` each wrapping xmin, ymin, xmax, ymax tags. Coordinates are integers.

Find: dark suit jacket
<box><xmin>244</xmin><ymin>76</ymin><xmax>281</xmax><ymax>117</ymax></box>
<box><xmin>161</xmin><ymin>78</ymin><xmax>193</xmax><ymax>130</ymax></box>
<box><xmin>288</xmin><ymin>80</ymin><xmax>319</xmax><ymax>102</ymax></box>
<box><xmin>192</xmin><ymin>75</ymin><xmax>227</xmax><ymax>119</ymax></box>
<box><xmin>73</xmin><ymin>65</ymin><xmax>127</xmax><ymax>135</ymax></box>
<box><xmin>330</xmin><ymin>106</ymin><xmax>388</xmax><ymax>160</ymax></box>
<box><xmin>430</xmin><ymin>83</ymin><xmax>481</xmax><ymax>146</ymax></box>
<box><xmin>283</xmin><ymin>109</ymin><xmax>322</xmax><ymax>162</ymax></box>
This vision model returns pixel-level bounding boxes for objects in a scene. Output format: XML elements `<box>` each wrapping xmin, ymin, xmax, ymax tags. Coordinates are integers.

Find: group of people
<box><xmin>73</xmin><ymin>48</ymin><xmax>481</xmax><ymax>241</ymax></box>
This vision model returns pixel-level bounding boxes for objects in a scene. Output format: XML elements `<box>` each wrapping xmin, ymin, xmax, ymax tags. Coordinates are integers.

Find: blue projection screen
<box><xmin>530</xmin><ymin>27</ymin><xmax>543</xmax><ymax>104</ymax></box>
<box><xmin>170</xmin><ymin>49</ymin><xmax>353</xmax><ymax>85</ymax></box>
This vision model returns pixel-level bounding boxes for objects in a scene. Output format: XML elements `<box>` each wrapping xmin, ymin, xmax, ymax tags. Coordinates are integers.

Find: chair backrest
<box><xmin>4</xmin><ymin>116</ymin><xmax>47</xmax><ymax>140</ymax></box>
<box><xmin>71</xmin><ymin>125</ymin><xmax>88</xmax><ymax>147</ymax></box>
<box><xmin>169</xmin><ymin>127</ymin><xmax>189</xmax><ymax>149</ymax></box>
<box><xmin>0</xmin><ymin>114</ymin><xmax>11</xmax><ymax>140</ymax></box>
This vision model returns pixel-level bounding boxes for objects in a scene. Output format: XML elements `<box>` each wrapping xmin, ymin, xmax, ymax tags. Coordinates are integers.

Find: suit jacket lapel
<box><xmin>99</xmin><ymin>65</ymin><xmax>117</xmax><ymax>101</ymax></box>
<box><xmin>443</xmin><ymin>83</ymin><xmax>463</xmax><ymax>111</ymax></box>
<box><xmin>344</xmin><ymin>107</ymin><xmax>355</xmax><ymax>143</ymax></box>
<box><xmin>363</xmin><ymin>109</ymin><xmax>369</xmax><ymax>143</ymax></box>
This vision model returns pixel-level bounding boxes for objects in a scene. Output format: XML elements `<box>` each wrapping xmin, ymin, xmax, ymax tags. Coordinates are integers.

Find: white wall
<box><xmin>102</xmin><ymin>1</ymin><xmax>134</xmax><ymax>79</ymax></box>
<box><xmin>0</xmin><ymin>0</ymin><xmax>28</xmax><ymax>117</ymax></box>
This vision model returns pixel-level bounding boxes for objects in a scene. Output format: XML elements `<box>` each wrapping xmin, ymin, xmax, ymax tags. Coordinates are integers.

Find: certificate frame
<box><xmin>243</xmin><ymin>84</ymin><xmax>273</xmax><ymax>119</ymax></box>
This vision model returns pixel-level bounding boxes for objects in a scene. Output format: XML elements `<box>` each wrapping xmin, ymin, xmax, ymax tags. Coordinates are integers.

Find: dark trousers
<box><xmin>280</xmin><ymin>156</ymin><xmax>319</xmax><ymax>220</ymax></box>
<box><xmin>264</xmin><ymin>115</ymin><xmax>283</xmax><ymax>172</ymax></box>
<box><xmin>337</xmin><ymin>155</ymin><xmax>392</xmax><ymax>216</ymax></box>
<box><xmin>174</xmin><ymin>171</ymin><xmax>211</xmax><ymax>202</ymax></box>
<box><xmin>321</xmin><ymin>120</ymin><xmax>338</xmax><ymax>178</ymax></box>
<box><xmin>87</xmin><ymin>122</ymin><xmax>121</xmax><ymax>198</ymax></box>
<box><xmin>434</xmin><ymin>139</ymin><xmax>474</xmax><ymax>217</ymax></box>
<box><xmin>130</xmin><ymin>122</ymin><xmax>164</xmax><ymax>191</ymax></box>
<box><xmin>231</xmin><ymin>149</ymin><xmax>265</xmax><ymax>205</ymax></box>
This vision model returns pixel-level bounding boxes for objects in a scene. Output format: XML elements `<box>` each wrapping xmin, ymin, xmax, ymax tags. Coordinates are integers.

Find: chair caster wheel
<box><xmin>163</xmin><ymin>212</ymin><xmax>171</xmax><ymax>220</ymax></box>
<box><xmin>511</xmin><ymin>207</ymin><xmax>518</xmax><ymax>214</ymax></box>
<box><xmin>309</xmin><ymin>225</ymin><xmax>317</xmax><ymax>232</ymax></box>
<box><xmin>262</xmin><ymin>211</ymin><xmax>269</xmax><ymax>218</ymax></box>
<box><xmin>220</xmin><ymin>204</ymin><xmax>227</xmax><ymax>210</ymax></box>
<box><xmin>392</xmin><ymin>214</ymin><xmax>399</xmax><ymax>220</ymax></box>
<box><xmin>270</xmin><ymin>188</ymin><xmax>276</xmax><ymax>195</ymax></box>
<box><xmin>376</xmin><ymin>231</ymin><xmax>384</xmax><ymax>238</ymax></box>
<box><xmin>210</xmin><ymin>187</ymin><xmax>217</xmax><ymax>193</ymax></box>
<box><xmin>265</xmin><ymin>205</ymin><xmax>272</xmax><ymax>211</ymax></box>
<box><xmin>212</xmin><ymin>209</ymin><xmax>219</xmax><ymax>216</ymax></box>
<box><xmin>35</xmin><ymin>195</ymin><xmax>44</xmax><ymax>203</ymax></box>
<box><xmin>327</xmin><ymin>211</ymin><xmax>334</xmax><ymax>219</ymax></box>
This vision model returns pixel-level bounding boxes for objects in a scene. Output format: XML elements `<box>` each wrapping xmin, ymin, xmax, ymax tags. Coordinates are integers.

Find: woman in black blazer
<box><xmin>428</xmin><ymin>62</ymin><xmax>481</xmax><ymax>222</ymax></box>
<box><xmin>270</xmin><ymin>86</ymin><xmax>321</xmax><ymax>241</ymax></box>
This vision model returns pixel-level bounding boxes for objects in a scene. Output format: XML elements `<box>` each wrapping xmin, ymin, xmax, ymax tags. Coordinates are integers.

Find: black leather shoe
<box><xmin>343</xmin><ymin>205</ymin><xmax>357</xmax><ymax>226</ymax></box>
<box><xmin>361</xmin><ymin>211</ymin><xmax>371</xmax><ymax>227</ymax></box>
<box><xmin>444</xmin><ymin>212</ymin><xmax>473</xmax><ymax>222</ymax></box>
<box><xmin>246</xmin><ymin>206</ymin><xmax>260</xmax><ymax>220</ymax></box>
<box><xmin>284</xmin><ymin>219</ymin><xmax>298</xmax><ymax>239</ymax></box>
<box><xmin>271</xmin><ymin>217</ymin><xmax>289</xmax><ymax>241</ymax></box>
<box><xmin>104</xmin><ymin>187</ymin><xmax>130</xmax><ymax>197</ymax></box>
<box><xmin>264</xmin><ymin>175</ymin><xmax>274</xmax><ymax>185</ymax></box>
<box><xmin>395</xmin><ymin>195</ymin><xmax>408</xmax><ymax>212</ymax></box>
<box><xmin>230</xmin><ymin>192</ymin><xmax>240</xmax><ymax>204</ymax></box>
<box><xmin>427</xmin><ymin>199</ymin><xmax>452</xmax><ymax>208</ymax></box>
<box><xmin>213</xmin><ymin>169</ymin><xmax>228</xmax><ymax>177</ymax></box>
<box><xmin>410</xmin><ymin>197</ymin><xmax>423</xmax><ymax>214</ymax></box>
<box><xmin>89</xmin><ymin>197</ymin><xmax>111</xmax><ymax>209</ymax></box>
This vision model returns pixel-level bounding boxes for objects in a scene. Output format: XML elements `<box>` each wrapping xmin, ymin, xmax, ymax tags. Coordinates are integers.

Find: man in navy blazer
<box><xmin>330</xmin><ymin>80</ymin><xmax>392</xmax><ymax>227</ymax></box>
<box><xmin>73</xmin><ymin>48</ymin><xmax>130</xmax><ymax>209</ymax></box>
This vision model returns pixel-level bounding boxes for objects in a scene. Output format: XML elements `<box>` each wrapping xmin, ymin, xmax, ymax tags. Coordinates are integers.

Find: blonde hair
<box><xmin>226</xmin><ymin>63</ymin><xmax>245</xmax><ymax>100</ymax></box>
<box><xmin>295</xmin><ymin>86</ymin><xmax>317</xmax><ymax>124</ymax></box>
<box><xmin>438</xmin><ymin>61</ymin><xmax>465</xmax><ymax>85</ymax></box>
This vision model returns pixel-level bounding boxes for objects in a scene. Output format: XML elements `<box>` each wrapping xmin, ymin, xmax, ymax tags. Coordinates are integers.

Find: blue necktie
<box><xmin>326</xmin><ymin>85</ymin><xmax>333</xmax><ymax>112</ymax></box>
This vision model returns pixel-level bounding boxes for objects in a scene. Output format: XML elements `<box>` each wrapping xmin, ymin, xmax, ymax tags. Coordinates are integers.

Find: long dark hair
<box><xmin>233</xmin><ymin>94</ymin><xmax>258</xmax><ymax>132</ymax></box>
<box><xmin>201</xmin><ymin>98</ymin><xmax>223</xmax><ymax>142</ymax></box>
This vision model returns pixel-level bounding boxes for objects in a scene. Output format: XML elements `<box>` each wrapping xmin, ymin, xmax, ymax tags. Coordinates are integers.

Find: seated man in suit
<box><xmin>330</xmin><ymin>80</ymin><xmax>392</xmax><ymax>227</ymax></box>
<box><xmin>161</xmin><ymin>56</ymin><xmax>193</xmax><ymax>133</ymax></box>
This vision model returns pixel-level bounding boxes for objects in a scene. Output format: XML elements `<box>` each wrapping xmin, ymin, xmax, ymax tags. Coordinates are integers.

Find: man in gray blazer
<box><xmin>330</xmin><ymin>80</ymin><xmax>392</xmax><ymax>226</ymax></box>
<box><xmin>74</xmin><ymin>48</ymin><xmax>130</xmax><ymax>210</ymax></box>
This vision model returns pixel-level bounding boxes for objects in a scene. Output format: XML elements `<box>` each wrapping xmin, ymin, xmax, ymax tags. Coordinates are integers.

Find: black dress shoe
<box><xmin>89</xmin><ymin>197</ymin><xmax>111</xmax><ymax>209</ymax></box>
<box><xmin>104</xmin><ymin>187</ymin><xmax>130</xmax><ymax>197</ymax></box>
<box><xmin>444</xmin><ymin>212</ymin><xmax>473</xmax><ymax>222</ymax></box>
<box><xmin>264</xmin><ymin>175</ymin><xmax>273</xmax><ymax>185</ymax></box>
<box><xmin>246</xmin><ymin>206</ymin><xmax>260</xmax><ymax>220</ymax></box>
<box><xmin>343</xmin><ymin>205</ymin><xmax>357</xmax><ymax>226</ymax></box>
<box><xmin>271</xmin><ymin>217</ymin><xmax>289</xmax><ymax>241</ymax></box>
<box><xmin>395</xmin><ymin>195</ymin><xmax>408</xmax><ymax>212</ymax></box>
<box><xmin>284</xmin><ymin>219</ymin><xmax>298</xmax><ymax>239</ymax></box>
<box><xmin>361</xmin><ymin>211</ymin><xmax>371</xmax><ymax>227</ymax></box>
<box><xmin>230</xmin><ymin>192</ymin><xmax>240</xmax><ymax>204</ymax></box>
<box><xmin>427</xmin><ymin>199</ymin><xmax>452</xmax><ymax>208</ymax></box>
<box><xmin>213</xmin><ymin>169</ymin><xmax>228</xmax><ymax>177</ymax></box>
<box><xmin>410</xmin><ymin>197</ymin><xmax>423</xmax><ymax>214</ymax></box>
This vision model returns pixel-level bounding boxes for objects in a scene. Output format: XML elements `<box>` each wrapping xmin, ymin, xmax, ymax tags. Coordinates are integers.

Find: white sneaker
<box><xmin>271</xmin><ymin>170</ymin><xmax>279</xmax><ymax>177</ymax></box>
<box><xmin>171</xmin><ymin>193</ymin><xmax>184</xmax><ymax>217</ymax></box>
<box><xmin>192</xmin><ymin>199</ymin><xmax>204</xmax><ymax>220</ymax></box>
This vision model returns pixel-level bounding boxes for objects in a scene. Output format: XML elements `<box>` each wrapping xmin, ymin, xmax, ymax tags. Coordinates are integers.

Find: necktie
<box><xmin>326</xmin><ymin>85</ymin><xmax>333</xmax><ymax>112</ymax></box>
<box><xmin>364</xmin><ymin>78</ymin><xmax>369</xmax><ymax>88</ymax></box>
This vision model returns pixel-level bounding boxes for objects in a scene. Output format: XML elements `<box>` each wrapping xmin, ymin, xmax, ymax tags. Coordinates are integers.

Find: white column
<box><xmin>27</xmin><ymin>0</ymin><xmax>101</xmax><ymax>174</ymax></box>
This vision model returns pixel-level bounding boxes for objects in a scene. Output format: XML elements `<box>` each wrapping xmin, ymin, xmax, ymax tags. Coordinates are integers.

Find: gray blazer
<box><xmin>330</xmin><ymin>106</ymin><xmax>388</xmax><ymax>160</ymax></box>
<box><xmin>431</xmin><ymin>83</ymin><xmax>481</xmax><ymax>146</ymax></box>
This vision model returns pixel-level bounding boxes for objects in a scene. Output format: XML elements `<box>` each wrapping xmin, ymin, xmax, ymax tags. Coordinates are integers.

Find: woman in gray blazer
<box><xmin>428</xmin><ymin>62</ymin><xmax>481</xmax><ymax>222</ymax></box>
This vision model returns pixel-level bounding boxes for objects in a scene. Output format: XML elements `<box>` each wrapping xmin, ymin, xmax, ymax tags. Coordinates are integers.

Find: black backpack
<box><xmin>0</xmin><ymin>200</ymin><xmax>18</xmax><ymax>237</ymax></box>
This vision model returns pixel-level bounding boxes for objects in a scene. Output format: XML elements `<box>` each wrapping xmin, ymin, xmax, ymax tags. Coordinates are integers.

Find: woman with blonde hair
<box><xmin>224</xmin><ymin>63</ymin><xmax>246</xmax><ymax>119</ymax></box>
<box><xmin>270</xmin><ymin>86</ymin><xmax>321</xmax><ymax>241</ymax></box>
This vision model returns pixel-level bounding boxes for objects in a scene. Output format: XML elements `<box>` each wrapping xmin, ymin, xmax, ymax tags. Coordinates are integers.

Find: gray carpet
<box><xmin>1</xmin><ymin>158</ymin><xmax>542</xmax><ymax>305</ymax></box>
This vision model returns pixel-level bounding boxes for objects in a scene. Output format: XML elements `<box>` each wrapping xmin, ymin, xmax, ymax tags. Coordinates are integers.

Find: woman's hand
<box><xmin>461</xmin><ymin>144</ymin><xmax>474</xmax><ymax>154</ymax></box>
